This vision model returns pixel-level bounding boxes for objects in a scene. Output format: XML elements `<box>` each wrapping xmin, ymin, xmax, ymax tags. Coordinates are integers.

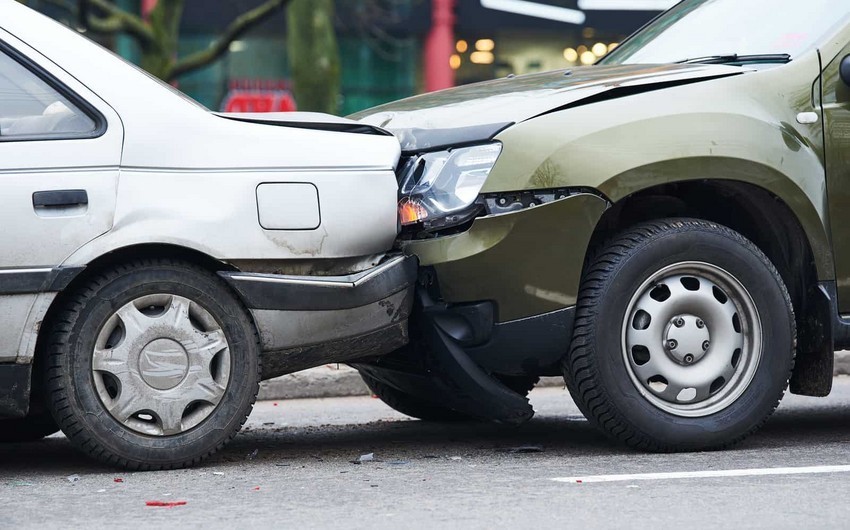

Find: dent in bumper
<box><xmin>403</xmin><ymin>193</ymin><xmax>608</xmax><ymax>321</ymax></box>
<box><xmin>219</xmin><ymin>256</ymin><xmax>418</xmax><ymax>379</ymax></box>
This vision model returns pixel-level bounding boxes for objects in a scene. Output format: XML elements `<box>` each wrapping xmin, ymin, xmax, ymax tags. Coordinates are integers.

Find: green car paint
<box><xmin>408</xmin><ymin>193</ymin><xmax>608</xmax><ymax>321</ymax></box>
<box><xmin>355</xmin><ymin>14</ymin><xmax>850</xmax><ymax>323</ymax></box>
<box><xmin>822</xmin><ymin>23</ymin><xmax>850</xmax><ymax>312</ymax></box>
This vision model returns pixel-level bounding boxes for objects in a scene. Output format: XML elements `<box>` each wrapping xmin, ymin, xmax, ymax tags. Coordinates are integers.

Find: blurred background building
<box><xmin>27</xmin><ymin>0</ymin><xmax>676</xmax><ymax>115</ymax></box>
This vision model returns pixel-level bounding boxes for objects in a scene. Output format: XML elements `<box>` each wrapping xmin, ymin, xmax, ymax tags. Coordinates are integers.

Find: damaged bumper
<box><xmin>219</xmin><ymin>255</ymin><xmax>418</xmax><ymax>379</ymax></box>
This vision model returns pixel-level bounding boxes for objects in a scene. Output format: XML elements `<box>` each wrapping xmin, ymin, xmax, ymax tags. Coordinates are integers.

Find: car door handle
<box><xmin>32</xmin><ymin>189</ymin><xmax>88</xmax><ymax>209</ymax></box>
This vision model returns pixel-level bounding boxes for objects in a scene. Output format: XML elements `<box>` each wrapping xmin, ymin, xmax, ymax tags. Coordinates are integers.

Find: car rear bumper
<box><xmin>219</xmin><ymin>255</ymin><xmax>418</xmax><ymax>379</ymax></box>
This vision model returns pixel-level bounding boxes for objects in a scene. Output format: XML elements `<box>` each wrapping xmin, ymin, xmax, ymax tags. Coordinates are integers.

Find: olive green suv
<box><xmin>352</xmin><ymin>0</ymin><xmax>850</xmax><ymax>451</ymax></box>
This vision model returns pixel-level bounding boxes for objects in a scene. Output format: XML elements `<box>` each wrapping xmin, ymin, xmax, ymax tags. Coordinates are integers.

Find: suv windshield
<box><xmin>601</xmin><ymin>0</ymin><xmax>844</xmax><ymax>65</ymax></box>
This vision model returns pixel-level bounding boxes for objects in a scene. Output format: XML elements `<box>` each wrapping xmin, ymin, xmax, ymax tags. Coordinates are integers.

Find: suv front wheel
<box><xmin>564</xmin><ymin>218</ymin><xmax>795</xmax><ymax>451</ymax></box>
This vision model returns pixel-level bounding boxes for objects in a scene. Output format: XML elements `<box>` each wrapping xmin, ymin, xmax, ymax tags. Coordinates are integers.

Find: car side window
<box><xmin>0</xmin><ymin>49</ymin><xmax>96</xmax><ymax>139</ymax></box>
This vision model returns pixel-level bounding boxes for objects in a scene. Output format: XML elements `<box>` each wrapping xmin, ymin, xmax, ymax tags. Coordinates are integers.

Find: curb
<box><xmin>259</xmin><ymin>365</ymin><xmax>564</xmax><ymax>401</ymax></box>
<box><xmin>259</xmin><ymin>352</ymin><xmax>850</xmax><ymax>401</ymax></box>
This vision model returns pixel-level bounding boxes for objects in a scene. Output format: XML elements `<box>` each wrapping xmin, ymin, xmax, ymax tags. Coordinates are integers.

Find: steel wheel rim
<box><xmin>91</xmin><ymin>294</ymin><xmax>231</xmax><ymax>436</ymax></box>
<box><xmin>621</xmin><ymin>261</ymin><xmax>762</xmax><ymax>418</ymax></box>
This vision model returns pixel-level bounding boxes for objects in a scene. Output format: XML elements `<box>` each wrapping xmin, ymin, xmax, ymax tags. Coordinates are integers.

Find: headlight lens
<box><xmin>398</xmin><ymin>143</ymin><xmax>502</xmax><ymax>228</ymax></box>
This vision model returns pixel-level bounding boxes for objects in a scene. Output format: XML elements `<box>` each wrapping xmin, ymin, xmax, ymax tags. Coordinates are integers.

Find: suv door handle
<box><xmin>32</xmin><ymin>189</ymin><xmax>88</xmax><ymax>209</ymax></box>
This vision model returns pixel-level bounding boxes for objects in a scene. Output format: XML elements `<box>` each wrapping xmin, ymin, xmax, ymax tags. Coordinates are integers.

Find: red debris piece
<box><xmin>576</xmin><ymin>480</ymin><xmax>583</xmax><ymax>484</ymax></box>
<box><xmin>145</xmin><ymin>501</ymin><xmax>187</xmax><ymax>508</ymax></box>
<box><xmin>114</xmin><ymin>478</ymin><xmax>124</xmax><ymax>483</ymax></box>
<box><xmin>273</xmin><ymin>403</ymin><xmax>278</xmax><ymax>407</ymax></box>
<box><xmin>253</xmin><ymin>486</ymin><xmax>261</xmax><ymax>491</ymax></box>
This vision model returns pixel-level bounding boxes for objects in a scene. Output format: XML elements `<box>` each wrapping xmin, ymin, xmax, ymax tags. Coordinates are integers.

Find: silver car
<box><xmin>0</xmin><ymin>1</ymin><xmax>415</xmax><ymax>469</ymax></box>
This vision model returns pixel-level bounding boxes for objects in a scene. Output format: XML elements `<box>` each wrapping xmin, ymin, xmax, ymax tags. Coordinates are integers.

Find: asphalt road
<box><xmin>4</xmin><ymin>378</ymin><xmax>850</xmax><ymax>529</ymax></box>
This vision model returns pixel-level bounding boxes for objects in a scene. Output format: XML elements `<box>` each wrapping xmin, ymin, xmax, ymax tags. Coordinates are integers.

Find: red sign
<box><xmin>221</xmin><ymin>80</ymin><xmax>297</xmax><ymax>113</ymax></box>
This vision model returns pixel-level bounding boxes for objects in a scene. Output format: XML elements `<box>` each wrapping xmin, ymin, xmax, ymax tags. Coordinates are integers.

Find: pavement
<box><xmin>5</xmin><ymin>378</ymin><xmax>850</xmax><ymax>528</ymax></box>
<box><xmin>260</xmin><ymin>351</ymin><xmax>850</xmax><ymax>400</ymax></box>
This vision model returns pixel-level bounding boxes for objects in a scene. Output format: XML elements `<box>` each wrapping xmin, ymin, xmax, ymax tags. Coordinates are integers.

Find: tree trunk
<box><xmin>287</xmin><ymin>0</ymin><xmax>340</xmax><ymax>114</ymax></box>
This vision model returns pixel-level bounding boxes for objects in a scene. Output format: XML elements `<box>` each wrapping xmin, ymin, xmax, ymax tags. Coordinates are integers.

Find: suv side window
<box><xmin>0</xmin><ymin>49</ymin><xmax>96</xmax><ymax>139</ymax></box>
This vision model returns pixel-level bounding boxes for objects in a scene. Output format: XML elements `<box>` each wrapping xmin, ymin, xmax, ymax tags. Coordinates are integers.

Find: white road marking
<box><xmin>552</xmin><ymin>465</ymin><xmax>850</xmax><ymax>484</ymax></box>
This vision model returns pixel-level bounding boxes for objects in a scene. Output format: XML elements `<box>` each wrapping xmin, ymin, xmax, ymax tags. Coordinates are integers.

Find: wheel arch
<box><xmin>26</xmin><ymin>244</ymin><xmax>244</xmax><ymax>392</ymax></box>
<box><xmin>587</xmin><ymin>178</ymin><xmax>833</xmax><ymax>396</ymax></box>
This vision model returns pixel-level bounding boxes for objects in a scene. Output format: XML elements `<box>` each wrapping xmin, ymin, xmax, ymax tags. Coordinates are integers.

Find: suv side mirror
<box><xmin>841</xmin><ymin>55</ymin><xmax>850</xmax><ymax>87</ymax></box>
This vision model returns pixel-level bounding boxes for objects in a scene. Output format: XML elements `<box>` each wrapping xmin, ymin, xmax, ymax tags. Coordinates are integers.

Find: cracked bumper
<box><xmin>219</xmin><ymin>255</ymin><xmax>418</xmax><ymax>379</ymax></box>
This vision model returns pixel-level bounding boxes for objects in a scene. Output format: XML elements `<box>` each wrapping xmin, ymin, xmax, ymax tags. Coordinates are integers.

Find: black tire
<box><xmin>44</xmin><ymin>259</ymin><xmax>261</xmax><ymax>470</ymax></box>
<box><xmin>361</xmin><ymin>372</ymin><xmax>538</xmax><ymax>422</ymax></box>
<box><xmin>0</xmin><ymin>413</ymin><xmax>59</xmax><ymax>443</ymax></box>
<box><xmin>564</xmin><ymin>218</ymin><xmax>795</xmax><ymax>452</ymax></box>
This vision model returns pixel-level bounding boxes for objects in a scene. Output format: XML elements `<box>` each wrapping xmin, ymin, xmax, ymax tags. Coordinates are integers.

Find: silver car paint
<box><xmin>0</xmin><ymin>2</ymin><xmax>403</xmax><ymax>364</ymax></box>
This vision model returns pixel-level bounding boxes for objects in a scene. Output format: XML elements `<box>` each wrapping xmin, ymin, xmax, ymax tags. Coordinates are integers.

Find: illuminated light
<box><xmin>577</xmin><ymin>44</ymin><xmax>588</xmax><ymax>54</ymax></box>
<box><xmin>229</xmin><ymin>40</ymin><xmax>246</xmax><ymax>52</ymax></box>
<box><xmin>578</xmin><ymin>0</ymin><xmax>678</xmax><ymax>10</ymax></box>
<box><xmin>580</xmin><ymin>51</ymin><xmax>597</xmax><ymax>65</ymax></box>
<box><xmin>592</xmin><ymin>42</ymin><xmax>608</xmax><ymax>56</ymax></box>
<box><xmin>475</xmin><ymin>39</ymin><xmax>496</xmax><ymax>52</ymax></box>
<box><xmin>608</xmin><ymin>42</ymin><xmax>619</xmax><ymax>51</ymax></box>
<box><xmin>470</xmin><ymin>51</ymin><xmax>495</xmax><ymax>65</ymax></box>
<box><xmin>399</xmin><ymin>198</ymin><xmax>428</xmax><ymax>226</ymax></box>
<box><xmin>563</xmin><ymin>48</ymin><xmax>578</xmax><ymax>62</ymax></box>
<box><xmin>582</xmin><ymin>27</ymin><xmax>596</xmax><ymax>39</ymax></box>
<box><xmin>481</xmin><ymin>0</ymin><xmax>586</xmax><ymax>25</ymax></box>
<box><xmin>456</xmin><ymin>40</ymin><xmax>468</xmax><ymax>53</ymax></box>
<box><xmin>450</xmin><ymin>54</ymin><xmax>462</xmax><ymax>70</ymax></box>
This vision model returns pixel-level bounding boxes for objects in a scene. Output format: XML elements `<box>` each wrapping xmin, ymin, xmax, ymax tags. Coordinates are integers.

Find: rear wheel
<box><xmin>44</xmin><ymin>259</ymin><xmax>261</xmax><ymax>469</ymax></box>
<box><xmin>564</xmin><ymin>219</ymin><xmax>795</xmax><ymax>451</ymax></box>
<box><xmin>361</xmin><ymin>371</ymin><xmax>538</xmax><ymax>421</ymax></box>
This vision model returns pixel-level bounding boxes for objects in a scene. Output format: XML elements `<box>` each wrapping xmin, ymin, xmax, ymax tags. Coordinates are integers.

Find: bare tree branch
<box><xmin>85</xmin><ymin>0</ymin><xmax>154</xmax><ymax>44</ymax></box>
<box><xmin>169</xmin><ymin>0</ymin><xmax>289</xmax><ymax>80</ymax></box>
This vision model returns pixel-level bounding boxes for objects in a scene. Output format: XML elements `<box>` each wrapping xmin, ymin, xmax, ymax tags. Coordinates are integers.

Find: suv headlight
<box><xmin>397</xmin><ymin>143</ymin><xmax>502</xmax><ymax>231</ymax></box>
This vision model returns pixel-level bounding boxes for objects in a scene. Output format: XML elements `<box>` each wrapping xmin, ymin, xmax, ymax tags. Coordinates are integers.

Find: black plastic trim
<box><xmin>0</xmin><ymin>363</ymin><xmax>32</xmax><ymax>418</ymax></box>
<box><xmin>464</xmin><ymin>307</ymin><xmax>574</xmax><ymax>377</ymax></box>
<box><xmin>33</xmin><ymin>189</ymin><xmax>88</xmax><ymax>208</ymax></box>
<box><xmin>416</xmin><ymin>263</ymin><xmax>575</xmax><ymax>378</ymax></box>
<box><xmin>0</xmin><ymin>40</ymin><xmax>107</xmax><ymax>143</ymax></box>
<box><xmin>0</xmin><ymin>266</ymin><xmax>85</xmax><ymax>295</ymax></box>
<box><xmin>216</xmin><ymin>114</ymin><xmax>393</xmax><ymax>137</ymax></box>
<box><xmin>220</xmin><ymin>255</ymin><xmax>419</xmax><ymax>311</ymax></box>
<box><xmin>820</xmin><ymin>281</ymin><xmax>850</xmax><ymax>350</ymax></box>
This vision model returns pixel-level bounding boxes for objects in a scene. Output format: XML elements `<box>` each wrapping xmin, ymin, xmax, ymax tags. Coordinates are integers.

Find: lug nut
<box><xmin>667</xmin><ymin>339</ymin><xmax>678</xmax><ymax>349</ymax></box>
<box><xmin>696</xmin><ymin>319</ymin><xmax>705</xmax><ymax>329</ymax></box>
<box><xmin>702</xmin><ymin>340</ymin><xmax>710</xmax><ymax>351</ymax></box>
<box><xmin>683</xmin><ymin>354</ymin><xmax>694</xmax><ymax>364</ymax></box>
<box><xmin>674</xmin><ymin>318</ymin><xmax>685</xmax><ymax>328</ymax></box>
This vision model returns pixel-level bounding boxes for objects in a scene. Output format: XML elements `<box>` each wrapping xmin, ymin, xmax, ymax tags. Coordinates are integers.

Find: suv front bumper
<box><xmin>219</xmin><ymin>255</ymin><xmax>418</xmax><ymax>379</ymax></box>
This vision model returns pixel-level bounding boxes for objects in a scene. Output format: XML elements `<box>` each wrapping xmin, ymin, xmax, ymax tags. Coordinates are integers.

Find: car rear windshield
<box><xmin>601</xmin><ymin>0</ymin><xmax>845</xmax><ymax>65</ymax></box>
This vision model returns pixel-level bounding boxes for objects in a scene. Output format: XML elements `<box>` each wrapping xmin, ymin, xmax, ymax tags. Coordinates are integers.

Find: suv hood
<box><xmin>351</xmin><ymin>64</ymin><xmax>747</xmax><ymax>152</ymax></box>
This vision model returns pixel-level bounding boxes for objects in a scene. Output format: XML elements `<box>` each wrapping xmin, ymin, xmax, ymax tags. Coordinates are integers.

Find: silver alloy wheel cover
<box><xmin>621</xmin><ymin>261</ymin><xmax>762</xmax><ymax>418</ymax></box>
<box><xmin>92</xmin><ymin>294</ymin><xmax>231</xmax><ymax>436</ymax></box>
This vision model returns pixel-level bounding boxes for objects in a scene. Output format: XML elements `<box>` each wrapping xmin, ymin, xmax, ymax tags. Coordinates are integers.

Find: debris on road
<box><xmin>145</xmin><ymin>501</ymin><xmax>188</xmax><ymax>508</ymax></box>
<box><xmin>66</xmin><ymin>475</ymin><xmax>80</xmax><ymax>483</ymax></box>
<box><xmin>351</xmin><ymin>453</ymin><xmax>375</xmax><ymax>464</ymax></box>
<box><xmin>247</xmin><ymin>449</ymin><xmax>259</xmax><ymax>460</ymax></box>
<box><xmin>502</xmin><ymin>445</ymin><xmax>544</xmax><ymax>454</ymax></box>
<box><xmin>114</xmin><ymin>478</ymin><xmax>124</xmax><ymax>483</ymax></box>
<box><xmin>212</xmin><ymin>472</ymin><xmax>225</xmax><ymax>476</ymax></box>
<box><xmin>449</xmin><ymin>456</ymin><xmax>463</xmax><ymax>461</ymax></box>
